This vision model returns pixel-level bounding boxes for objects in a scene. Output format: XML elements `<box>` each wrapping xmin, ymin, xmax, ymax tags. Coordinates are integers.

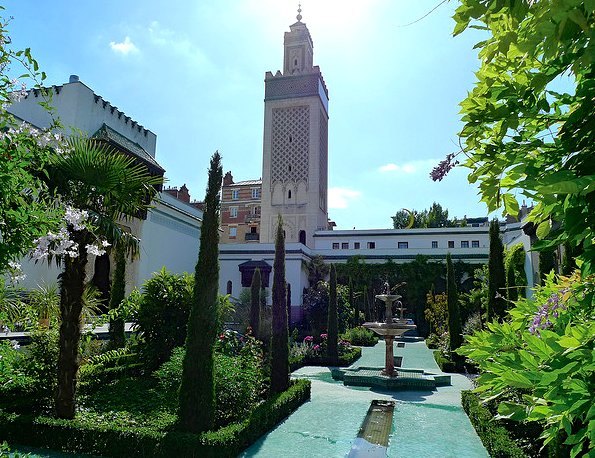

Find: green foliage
<box><xmin>0</xmin><ymin>379</ymin><xmax>310</xmax><ymax>457</ymax></box>
<box><xmin>0</xmin><ymin>14</ymin><xmax>61</xmax><ymax>274</ymax></box>
<box><xmin>0</xmin><ymin>440</ymin><xmax>31</xmax><ymax>457</ymax></box>
<box><xmin>446</xmin><ymin>253</ymin><xmax>463</xmax><ymax>353</ymax></box>
<box><xmin>327</xmin><ymin>264</ymin><xmax>338</xmax><ymax>363</ymax></box>
<box><xmin>179</xmin><ymin>151</ymin><xmax>222</xmax><ymax>434</ymax></box>
<box><xmin>340</xmin><ymin>326</ymin><xmax>378</xmax><ymax>347</ymax></box>
<box><xmin>249</xmin><ymin>268</ymin><xmax>261</xmax><ymax>339</ymax></box>
<box><xmin>336</xmin><ymin>255</ymin><xmax>476</xmax><ymax>336</ymax></box>
<box><xmin>391</xmin><ymin>202</ymin><xmax>465</xmax><ymax>229</ymax></box>
<box><xmin>505</xmin><ymin>243</ymin><xmax>526</xmax><ymax>302</ymax></box>
<box><xmin>458</xmin><ymin>271</ymin><xmax>595</xmax><ymax>457</ymax></box>
<box><xmin>488</xmin><ymin>219</ymin><xmax>507</xmax><ymax>321</ymax></box>
<box><xmin>305</xmin><ymin>255</ymin><xmax>329</xmax><ymax>286</ymax></box>
<box><xmin>452</xmin><ymin>0</ymin><xmax>595</xmax><ymax>273</ymax></box>
<box><xmin>134</xmin><ymin>268</ymin><xmax>192</xmax><ymax>371</ymax></box>
<box><xmin>539</xmin><ymin>248</ymin><xmax>557</xmax><ymax>283</ymax></box>
<box><xmin>461</xmin><ymin>391</ymin><xmax>529</xmax><ymax>458</ymax></box>
<box><xmin>270</xmin><ymin>215</ymin><xmax>289</xmax><ymax>394</ymax></box>
<box><xmin>424</xmin><ymin>292</ymin><xmax>448</xmax><ymax>337</ymax></box>
<box><xmin>433</xmin><ymin>350</ymin><xmax>457</xmax><ymax>373</ymax></box>
<box><xmin>154</xmin><ymin>343</ymin><xmax>265</xmax><ymax>429</ymax></box>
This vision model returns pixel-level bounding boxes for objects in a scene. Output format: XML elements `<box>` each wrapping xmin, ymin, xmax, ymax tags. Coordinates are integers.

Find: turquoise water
<box><xmin>242</xmin><ymin>341</ymin><xmax>488</xmax><ymax>458</ymax></box>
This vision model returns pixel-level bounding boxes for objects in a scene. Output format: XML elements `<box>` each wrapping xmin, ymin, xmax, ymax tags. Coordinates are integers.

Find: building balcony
<box><xmin>245</xmin><ymin>233</ymin><xmax>260</xmax><ymax>242</ymax></box>
<box><xmin>245</xmin><ymin>214</ymin><xmax>261</xmax><ymax>223</ymax></box>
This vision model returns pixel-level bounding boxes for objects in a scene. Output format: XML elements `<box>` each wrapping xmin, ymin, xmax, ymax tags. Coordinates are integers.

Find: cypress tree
<box><xmin>506</xmin><ymin>260</ymin><xmax>518</xmax><ymax>302</ymax></box>
<box><xmin>179</xmin><ymin>151</ymin><xmax>222</xmax><ymax>433</ymax></box>
<box><xmin>349</xmin><ymin>276</ymin><xmax>357</xmax><ymax>327</ymax></box>
<box><xmin>327</xmin><ymin>264</ymin><xmax>339</xmax><ymax>364</ymax></box>
<box><xmin>446</xmin><ymin>253</ymin><xmax>462</xmax><ymax>353</ymax></box>
<box><xmin>270</xmin><ymin>215</ymin><xmax>289</xmax><ymax>394</ymax></box>
<box><xmin>108</xmin><ymin>244</ymin><xmax>126</xmax><ymax>348</ymax></box>
<box><xmin>249</xmin><ymin>267</ymin><xmax>261</xmax><ymax>339</ymax></box>
<box><xmin>488</xmin><ymin>219</ymin><xmax>506</xmax><ymax>321</ymax></box>
<box><xmin>539</xmin><ymin>248</ymin><xmax>556</xmax><ymax>283</ymax></box>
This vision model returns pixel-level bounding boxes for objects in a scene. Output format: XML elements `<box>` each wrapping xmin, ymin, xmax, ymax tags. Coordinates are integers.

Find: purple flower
<box><xmin>304</xmin><ymin>336</ymin><xmax>313</xmax><ymax>342</ymax></box>
<box><xmin>430</xmin><ymin>153</ymin><xmax>459</xmax><ymax>182</ymax></box>
<box><xmin>313</xmin><ymin>344</ymin><xmax>320</xmax><ymax>351</ymax></box>
<box><xmin>528</xmin><ymin>293</ymin><xmax>566</xmax><ymax>336</ymax></box>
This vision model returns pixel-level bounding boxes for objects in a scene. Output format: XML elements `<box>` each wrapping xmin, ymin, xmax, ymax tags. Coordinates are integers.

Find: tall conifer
<box><xmin>108</xmin><ymin>244</ymin><xmax>126</xmax><ymax>348</ymax></box>
<box><xmin>178</xmin><ymin>151</ymin><xmax>222</xmax><ymax>433</ymax></box>
<box><xmin>488</xmin><ymin>219</ymin><xmax>506</xmax><ymax>321</ymax></box>
<box><xmin>270</xmin><ymin>215</ymin><xmax>289</xmax><ymax>394</ymax></box>
<box><xmin>250</xmin><ymin>267</ymin><xmax>261</xmax><ymax>339</ymax></box>
<box><xmin>327</xmin><ymin>264</ymin><xmax>339</xmax><ymax>364</ymax></box>
<box><xmin>446</xmin><ymin>253</ymin><xmax>462</xmax><ymax>353</ymax></box>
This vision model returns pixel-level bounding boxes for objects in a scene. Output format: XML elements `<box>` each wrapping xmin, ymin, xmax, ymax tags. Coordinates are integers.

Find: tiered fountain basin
<box><xmin>331</xmin><ymin>366</ymin><xmax>451</xmax><ymax>391</ymax></box>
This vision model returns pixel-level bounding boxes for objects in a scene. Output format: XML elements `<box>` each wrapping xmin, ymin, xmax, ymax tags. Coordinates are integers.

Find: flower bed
<box><xmin>289</xmin><ymin>333</ymin><xmax>362</xmax><ymax>371</ymax></box>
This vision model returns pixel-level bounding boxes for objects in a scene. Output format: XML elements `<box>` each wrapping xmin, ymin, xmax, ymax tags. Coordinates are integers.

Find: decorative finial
<box><xmin>296</xmin><ymin>3</ymin><xmax>302</xmax><ymax>22</ymax></box>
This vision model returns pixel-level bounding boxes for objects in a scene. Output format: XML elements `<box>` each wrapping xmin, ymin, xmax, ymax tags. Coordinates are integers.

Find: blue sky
<box><xmin>6</xmin><ymin>0</ymin><xmax>496</xmax><ymax>229</ymax></box>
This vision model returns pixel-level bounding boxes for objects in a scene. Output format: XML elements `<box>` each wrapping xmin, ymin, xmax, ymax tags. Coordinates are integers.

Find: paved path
<box><xmin>242</xmin><ymin>340</ymin><xmax>487</xmax><ymax>458</ymax></box>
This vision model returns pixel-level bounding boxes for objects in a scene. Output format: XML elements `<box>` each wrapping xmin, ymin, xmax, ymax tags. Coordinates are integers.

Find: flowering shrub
<box><xmin>458</xmin><ymin>270</ymin><xmax>594</xmax><ymax>456</ymax></box>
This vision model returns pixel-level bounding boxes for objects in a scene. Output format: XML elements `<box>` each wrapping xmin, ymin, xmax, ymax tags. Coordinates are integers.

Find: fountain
<box><xmin>362</xmin><ymin>282</ymin><xmax>416</xmax><ymax>377</ymax></box>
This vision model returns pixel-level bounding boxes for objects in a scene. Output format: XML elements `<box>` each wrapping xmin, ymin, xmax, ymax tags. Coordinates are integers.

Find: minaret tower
<box><xmin>260</xmin><ymin>5</ymin><xmax>329</xmax><ymax>246</ymax></box>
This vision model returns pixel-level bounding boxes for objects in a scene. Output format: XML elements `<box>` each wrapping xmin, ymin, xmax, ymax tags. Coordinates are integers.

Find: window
<box><xmin>288</xmin><ymin>190</ymin><xmax>292</xmax><ymax>199</ymax></box>
<box><xmin>250</xmin><ymin>226</ymin><xmax>257</xmax><ymax>234</ymax></box>
<box><xmin>229</xmin><ymin>227</ymin><xmax>237</xmax><ymax>237</ymax></box>
<box><xmin>367</xmin><ymin>242</ymin><xmax>376</xmax><ymax>249</ymax></box>
<box><xmin>461</xmin><ymin>241</ymin><xmax>469</xmax><ymax>248</ymax></box>
<box><xmin>398</xmin><ymin>242</ymin><xmax>409</xmax><ymax>249</ymax></box>
<box><xmin>251</xmin><ymin>188</ymin><xmax>260</xmax><ymax>199</ymax></box>
<box><xmin>226</xmin><ymin>281</ymin><xmax>232</xmax><ymax>295</ymax></box>
<box><xmin>332</xmin><ymin>242</ymin><xmax>340</xmax><ymax>250</ymax></box>
<box><xmin>231</xmin><ymin>189</ymin><xmax>239</xmax><ymax>200</ymax></box>
<box><xmin>342</xmin><ymin>242</ymin><xmax>349</xmax><ymax>249</ymax></box>
<box><xmin>472</xmin><ymin>240</ymin><xmax>480</xmax><ymax>248</ymax></box>
<box><xmin>253</xmin><ymin>206</ymin><xmax>261</xmax><ymax>215</ymax></box>
<box><xmin>230</xmin><ymin>207</ymin><xmax>238</xmax><ymax>218</ymax></box>
<box><xmin>432</xmin><ymin>241</ymin><xmax>438</xmax><ymax>249</ymax></box>
<box><xmin>448</xmin><ymin>241</ymin><xmax>454</xmax><ymax>248</ymax></box>
<box><xmin>299</xmin><ymin>230</ymin><xmax>306</xmax><ymax>245</ymax></box>
<box><xmin>354</xmin><ymin>242</ymin><xmax>360</xmax><ymax>249</ymax></box>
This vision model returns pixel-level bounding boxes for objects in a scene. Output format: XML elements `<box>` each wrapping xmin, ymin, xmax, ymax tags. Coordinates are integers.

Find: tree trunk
<box><xmin>109</xmin><ymin>244</ymin><xmax>126</xmax><ymax>348</ymax></box>
<box><xmin>55</xmin><ymin>233</ymin><xmax>88</xmax><ymax>419</ymax></box>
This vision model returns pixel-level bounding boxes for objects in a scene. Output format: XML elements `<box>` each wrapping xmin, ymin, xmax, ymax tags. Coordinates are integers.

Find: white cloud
<box><xmin>109</xmin><ymin>36</ymin><xmax>138</xmax><ymax>55</ymax></box>
<box><xmin>147</xmin><ymin>21</ymin><xmax>213</xmax><ymax>71</ymax></box>
<box><xmin>378</xmin><ymin>160</ymin><xmax>436</xmax><ymax>174</ymax></box>
<box><xmin>328</xmin><ymin>187</ymin><xmax>361</xmax><ymax>209</ymax></box>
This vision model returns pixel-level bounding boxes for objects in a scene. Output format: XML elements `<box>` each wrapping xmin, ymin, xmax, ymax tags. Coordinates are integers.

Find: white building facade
<box><xmin>8</xmin><ymin>76</ymin><xmax>202</xmax><ymax>292</ymax></box>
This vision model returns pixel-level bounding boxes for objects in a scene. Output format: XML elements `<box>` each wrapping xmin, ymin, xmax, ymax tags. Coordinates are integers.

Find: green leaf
<box><xmin>536</xmin><ymin>220</ymin><xmax>552</xmax><ymax>239</ymax></box>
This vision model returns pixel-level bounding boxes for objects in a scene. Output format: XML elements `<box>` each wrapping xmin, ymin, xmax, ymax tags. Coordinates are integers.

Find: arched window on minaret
<box><xmin>226</xmin><ymin>280</ymin><xmax>232</xmax><ymax>295</ymax></box>
<box><xmin>288</xmin><ymin>190</ymin><xmax>292</xmax><ymax>199</ymax></box>
<box><xmin>299</xmin><ymin>230</ymin><xmax>306</xmax><ymax>245</ymax></box>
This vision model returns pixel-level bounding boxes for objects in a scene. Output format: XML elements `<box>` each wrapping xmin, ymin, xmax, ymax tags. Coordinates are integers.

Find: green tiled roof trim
<box><xmin>93</xmin><ymin>124</ymin><xmax>165</xmax><ymax>173</ymax></box>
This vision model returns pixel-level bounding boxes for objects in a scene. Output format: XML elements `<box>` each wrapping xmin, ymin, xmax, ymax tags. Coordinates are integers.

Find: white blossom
<box><xmin>64</xmin><ymin>206</ymin><xmax>89</xmax><ymax>231</ymax></box>
<box><xmin>86</xmin><ymin>243</ymin><xmax>106</xmax><ymax>257</ymax></box>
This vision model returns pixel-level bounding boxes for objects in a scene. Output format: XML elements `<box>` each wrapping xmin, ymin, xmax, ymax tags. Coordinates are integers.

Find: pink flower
<box><xmin>304</xmin><ymin>336</ymin><xmax>313</xmax><ymax>342</ymax></box>
<box><xmin>320</xmin><ymin>333</ymin><xmax>328</xmax><ymax>339</ymax></box>
<box><xmin>313</xmin><ymin>344</ymin><xmax>320</xmax><ymax>351</ymax></box>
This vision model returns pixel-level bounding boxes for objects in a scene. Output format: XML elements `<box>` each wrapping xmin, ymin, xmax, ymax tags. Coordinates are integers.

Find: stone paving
<box><xmin>242</xmin><ymin>340</ymin><xmax>488</xmax><ymax>458</ymax></box>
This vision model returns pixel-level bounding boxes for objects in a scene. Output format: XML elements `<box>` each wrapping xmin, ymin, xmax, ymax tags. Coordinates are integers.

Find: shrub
<box><xmin>340</xmin><ymin>327</ymin><xmax>378</xmax><ymax>346</ymax></box>
<box><xmin>154</xmin><ymin>343</ymin><xmax>265</xmax><ymax>429</ymax></box>
<box><xmin>461</xmin><ymin>391</ymin><xmax>528</xmax><ymax>458</ymax></box>
<box><xmin>433</xmin><ymin>350</ymin><xmax>456</xmax><ymax>373</ymax></box>
<box><xmin>0</xmin><ymin>379</ymin><xmax>310</xmax><ymax>458</ymax></box>
<box><xmin>134</xmin><ymin>268</ymin><xmax>192</xmax><ymax>371</ymax></box>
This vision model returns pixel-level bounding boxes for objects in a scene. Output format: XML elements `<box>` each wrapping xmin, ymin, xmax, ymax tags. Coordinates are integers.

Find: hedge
<box><xmin>0</xmin><ymin>379</ymin><xmax>311</xmax><ymax>457</ymax></box>
<box><xmin>433</xmin><ymin>350</ymin><xmax>457</xmax><ymax>373</ymax></box>
<box><xmin>290</xmin><ymin>347</ymin><xmax>361</xmax><ymax>372</ymax></box>
<box><xmin>461</xmin><ymin>391</ymin><xmax>528</xmax><ymax>458</ymax></box>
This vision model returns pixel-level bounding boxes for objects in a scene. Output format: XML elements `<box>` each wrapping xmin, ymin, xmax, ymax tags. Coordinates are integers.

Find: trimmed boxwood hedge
<box><xmin>461</xmin><ymin>391</ymin><xmax>528</xmax><ymax>458</ymax></box>
<box><xmin>0</xmin><ymin>379</ymin><xmax>311</xmax><ymax>457</ymax></box>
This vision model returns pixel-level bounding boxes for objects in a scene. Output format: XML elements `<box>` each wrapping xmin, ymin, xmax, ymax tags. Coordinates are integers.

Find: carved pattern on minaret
<box><xmin>319</xmin><ymin>110</ymin><xmax>328</xmax><ymax>211</ymax></box>
<box><xmin>271</xmin><ymin>106</ymin><xmax>309</xmax><ymax>185</ymax></box>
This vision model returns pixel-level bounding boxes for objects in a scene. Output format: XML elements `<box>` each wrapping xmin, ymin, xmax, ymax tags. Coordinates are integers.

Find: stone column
<box><xmin>383</xmin><ymin>336</ymin><xmax>395</xmax><ymax>377</ymax></box>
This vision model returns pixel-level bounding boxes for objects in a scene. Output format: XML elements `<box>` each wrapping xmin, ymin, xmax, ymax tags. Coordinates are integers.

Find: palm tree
<box><xmin>46</xmin><ymin>136</ymin><xmax>161</xmax><ymax>419</ymax></box>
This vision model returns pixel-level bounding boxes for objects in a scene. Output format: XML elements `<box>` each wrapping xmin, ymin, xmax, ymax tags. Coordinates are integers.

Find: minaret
<box><xmin>260</xmin><ymin>6</ymin><xmax>329</xmax><ymax>247</ymax></box>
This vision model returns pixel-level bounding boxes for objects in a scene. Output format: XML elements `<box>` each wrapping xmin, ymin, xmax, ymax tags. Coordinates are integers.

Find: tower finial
<box><xmin>296</xmin><ymin>3</ymin><xmax>302</xmax><ymax>22</ymax></box>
